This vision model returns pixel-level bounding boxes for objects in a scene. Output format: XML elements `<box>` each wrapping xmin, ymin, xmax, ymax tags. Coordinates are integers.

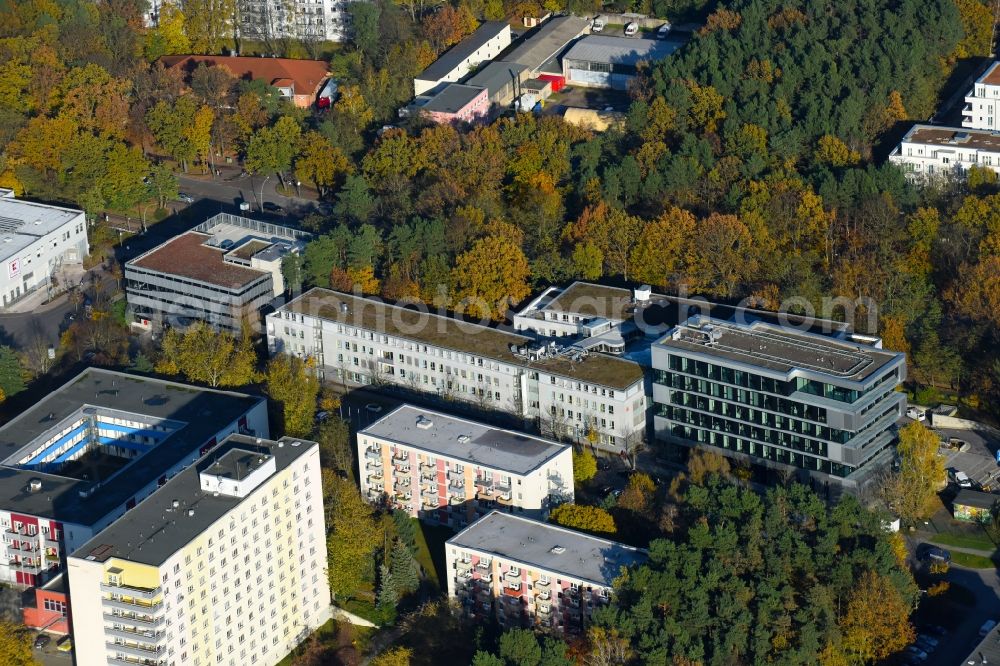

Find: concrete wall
<box><xmin>931</xmin><ymin>413</ymin><xmax>1000</xmax><ymax>440</ymax></box>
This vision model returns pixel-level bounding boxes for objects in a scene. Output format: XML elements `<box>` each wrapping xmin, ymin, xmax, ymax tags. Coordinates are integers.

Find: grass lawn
<box><xmin>931</xmin><ymin>531</ymin><xmax>996</xmax><ymax>551</ymax></box>
<box><xmin>417</xmin><ymin>522</ymin><xmax>455</xmax><ymax>589</ymax></box>
<box><xmin>950</xmin><ymin>550</ymin><xmax>996</xmax><ymax>569</ymax></box>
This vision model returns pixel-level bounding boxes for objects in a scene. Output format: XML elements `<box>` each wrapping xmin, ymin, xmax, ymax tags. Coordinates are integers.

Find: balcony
<box><xmin>104</xmin><ymin>627</ymin><xmax>167</xmax><ymax>645</ymax></box>
<box><xmin>107</xmin><ymin>658</ymin><xmax>165</xmax><ymax>666</ymax></box>
<box><xmin>535</xmin><ymin>579</ymin><xmax>550</xmax><ymax>589</ymax></box>
<box><xmin>102</xmin><ymin>597</ymin><xmax>164</xmax><ymax>613</ymax></box>
<box><xmin>421</xmin><ymin>488</ymin><xmax>437</xmax><ymax>500</ymax></box>
<box><xmin>8</xmin><ymin>559</ymin><xmax>40</xmax><ymax>572</ymax></box>
<box><xmin>392</xmin><ymin>451</ymin><xmax>409</xmax><ymax>463</ymax></box>
<box><xmin>100</xmin><ymin>583</ymin><xmax>161</xmax><ymax>600</ymax></box>
<box><xmin>448</xmin><ymin>481</ymin><xmax>466</xmax><ymax>494</ymax></box>
<box><xmin>395</xmin><ymin>476</ymin><xmax>412</xmax><ymax>488</ymax></box>
<box><xmin>421</xmin><ymin>499</ymin><xmax>438</xmax><ymax>510</ymax></box>
<box><xmin>367</xmin><ymin>473</ymin><xmax>383</xmax><ymax>484</ymax></box>
<box><xmin>365</xmin><ymin>462</ymin><xmax>381</xmax><ymax>472</ymax></box>
<box><xmin>393</xmin><ymin>492</ymin><xmax>412</xmax><ymax>503</ymax></box>
<box><xmin>419</xmin><ymin>461</ymin><xmax>436</xmax><ymax>472</ymax></box>
<box><xmin>537</xmin><ymin>590</ymin><xmax>551</xmax><ymax>601</ymax></box>
<box><xmin>448</xmin><ymin>495</ymin><xmax>465</xmax><ymax>506</ymax></box>
<box><xmin>503</xmin><ymin>586</ymin><xmax>524</xmax><ymax>598</ymax></box>
<box><xmin>103</xmin><ymin>613</ymin><xmax>165</xmax><ymax>629</ymax></box>
<box><xmin>476</xmin><ymin>490</ymin><xmax>495</xmax><ymax>501</ymax></box>
<box><xmin>497</xmin><ymin>494</ymin><xmax>513</xmax><ymax>506</ymax></box>
<box><xmin>364</xmin><ymin>449</ymin><xmax>381</xmax><ymax>461</ymax></box>
<box><xmin>105</xmin><ymin>642</ymin><xmax>166</xmax><ymax>658</ymax></box>
<box><xmin>495</xmin><ymin>482</ymin><xmax>511</xmax><ymax>494</ymax></box>
<box><xmin>475</xmin><ymin>560</ymin><xmax>491</xmax><ymax>571</ymax></box>
<box><xmin>394</xmin><ymin>463</ymin><xmax>411</xmax><ymax>474</ymax></box>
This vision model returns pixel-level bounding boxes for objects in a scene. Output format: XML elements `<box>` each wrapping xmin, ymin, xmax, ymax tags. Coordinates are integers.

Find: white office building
<box><xmin>67</xmin><ymin>435</ymin><xmax>330</xmax><ymax>666</ymax></box>
<box><xmin>963</xmin><ymin>61</ymin><xmax>1000</xmax><ymax>131</ymax></box>
<box><xmin>0</xmin><ymin>189</ymin><xmax>88</xmax><ymax>308</ymax></box>
<box><xmin>358</xmin><ymin>405</ymin><xmax>573</xmax><ymax>528</ymax></box>
<box><xmin>888</xmin><ymin>124</ymin><xmax>1000</xmax><ymax>180</ymax></box>
<box><xmin>266</xmin><ymin>289</ymin><xmax>647</xmax><ymax>454</ymax></box>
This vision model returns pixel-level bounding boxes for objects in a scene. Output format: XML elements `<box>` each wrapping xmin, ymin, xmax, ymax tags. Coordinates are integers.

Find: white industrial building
<box><xmin>266</xmin><ymin>288</ymin><xmax>647</xmax><ymax>453</ymax></box>
<box><xmin>888</xmin><ymin>124</ymin><xmax>1000</xmax><ymax>180</ymax></box>
<box><xmin>0</xmin><ymin>189</ymin><xmax>88</xmax><ymax>308</ymax></box>
<box><xmin>414</xmin><ymin>21</ymin><xmax>512</xmax><ymax>97</ymax></box>
<box><xmin>358</xmin><ymin>405</ymin><xmax>573</xmax><ymax>528</ymax></box>
<box><xmin>963</xmin><ymin>61</ymin><xmax>1000</xmax><ymax>131</ymax></box>
<box><xmin>561</xmin><ymin>35</ymin><xmax>681</xmax><ymax>90</ymax></box>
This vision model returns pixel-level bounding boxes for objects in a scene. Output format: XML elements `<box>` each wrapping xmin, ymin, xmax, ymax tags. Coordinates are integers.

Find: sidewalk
<box><xmin>2</xmin><ymin>264</ymin><xmax>86</xmax><ymax>314</ymax></box>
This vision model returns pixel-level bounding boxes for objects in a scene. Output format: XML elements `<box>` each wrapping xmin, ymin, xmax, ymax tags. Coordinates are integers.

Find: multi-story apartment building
<box><xmin>67</xmin><ymin>434</ymin><xmax>329</xmax><ymax>666</ymax></box>
<box><xmin>446</xmin><ymin>511</ymin><xmax>645</xmax><ymax>635</ymax></box>
<box><xmin>266</xmin><ymin>289</ymin><xmax>647</xmax><ymax>453</ymax></box>
<box><xmin>358</xmin><ymin>405</ymin><xmax>573</xmax><ymax>527</ymax></box>
<box><xmin>651</xmin><ymin>316</ymin><xmax>906</xmax><ymax>494</ymax></box>
<box><xmin>237</xmin><ymin>0</ymin><xmax>352</xmax><ymax>43</ymax></box>
<box><xmin>0</xmin><ymin>368</ymin><xmax>266</xmax><ymax>634</ymax></box>
<box><xmin>963</xmin><ymin>61</ymin><xmax>1000</xmax><ymax>131</ymax></box>
<box><xmin>0</xmin><ymin>188</ymin><xmax>88</xmax><ymax>308</ymax></box>
<box><xmin>888</xmin><ymin>124</ymin><xmax>1000</xmax><ymax>180</ymax></box>
<box><xmin>125</xmin><ymin>213</ymin><xmax>309</xmax><ymax>333</ymax></box>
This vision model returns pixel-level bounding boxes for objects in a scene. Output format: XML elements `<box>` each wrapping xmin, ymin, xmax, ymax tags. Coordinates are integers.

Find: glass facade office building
<box><xmin>651</xmin><ymin>317</ymin><xmax>906</xmax><ymax>493</ymax></box>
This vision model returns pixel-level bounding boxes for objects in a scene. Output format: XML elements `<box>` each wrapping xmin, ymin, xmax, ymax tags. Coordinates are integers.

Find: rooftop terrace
<box><xmin>128</xmin><ymin>232</ymin><xmax>268</xmax><ymax>289</ymax></box>
<box><xmin>448</xmin><ymin>511</ymin><xmax>646</xmax><ymax>587</ymax></box>
<box><xmin>281</xmin><ymin>289</ymin><xmax>645</xmax><ymax>389</ymax></box>
<box><xmin>656</xmin><ymin>317</ymin><xmax>901</xmax><ymax>382</ymax></box>
<box><xmin>361</xmin><ymin>405</ymin><xmax>568</xmax><ymax>475</ymax></box>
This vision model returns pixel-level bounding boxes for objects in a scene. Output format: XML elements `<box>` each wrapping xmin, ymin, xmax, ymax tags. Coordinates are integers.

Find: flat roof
<box><xmin>501</xmin><ymin>15</ymin><xmax>590</xmax><ymax>71</ymax></box>
<box><xmin>281</xmin><ymin>289</ymin><xmax>644</xmax><ymax>389</ymax></box>
<box><xmin>563</xmin><ymin>35</ymin><xmax>682</xmax><ymax>65</ymax></box>
<box><xmin>656</xmin><ymin>317</ymin><xmax>901</xmax><ymax>383</ymax></box>
<box><xmin>954</xmin><ymin>488</ymin><xmax>997</xmax><ymax>510</ymax></box>
<box><xmin>979</xmin><ymin>60</ymin><xmax>1000</xmax><ymax>86</ymax></box>
<box><xmin>448</xmin><ymin>511</ymin><xmax>646</xmax><ymax>587</ymax></box>
<box><xmin>128</xmin><ymin>231</ymin><xmax>269</xmax><ymax>289</ymax></box>
<box><xmin>70</xmin><ymin>435</ymin><xmax>315</xmax><ymax>566</ymax></box>
<box><xmin>466</xmin><ymin>61</ymin><xmax>528</xmax><ymax>98</ymax></box>
<box><xmin>963</xmin><ymin>621</ymin><xmax>1000</xmax><ymax>664</ymax></box>
<box><xmin>545</xmin><ymin>282</ymin><xmax>634</xmax><ymax>320</ymax></box>
<box><xmin>901</xmin><ymin>124</ymin><xmax>1000</xmax><ymax>153</ymax></box>
<box><xmin>0</xmin><ymin>194</ymin><xmax>83</xmax><ymax>263</ymax></box>
<box><xmin>417</xmin><ymin>21</ymin><xmax>510</xmax><ymax>82</ymax></box>
<box><xmin>423</xmin><ymin>84</ymin><xmax>485</xmax><ymax>114</ymax></box>
<box><xmin>361</xmin><ymin>405</ymin><xmax>568</xmax><ymax>475</ymax></box>
<box><xmin>0</xmin><ymin>369</ymin><xmax>262</xmax><ymax>525</ymax></box>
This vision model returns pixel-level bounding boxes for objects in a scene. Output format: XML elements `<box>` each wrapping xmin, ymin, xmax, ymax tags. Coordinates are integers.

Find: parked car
<box><xmin>657</xmin><ymin>22</ymin><xmax>672</xmax><ymax>38</ymax></box>
<box><xmin>315</xmin><ymin>411</ymin><xmax>330</xmax><ymax>423</ymax></box>
<box><xmin>914</xmin><ymin>635</ymin><xmax>937</xmax><ymax>651</ymax></box>
<box><xmin>624</xmin><ymin>21</ymin><xmax>639</xmax><ymax>36</ymax></box>
<box><xmin>365</xmin><ymin>403</ymin><xmax>383</xmax><ymax>414</ymax></box>
<box><xmin>920</xmin><ymin>624</ymin><xmax>948</xmax><ymax>638</ymax></box>
<box><xmin>916</xmin><ymin>544</ymin><xmax>951</xmax><ymax>563</ymax></box>
<box><xmin>955</xmin><ymin>470</ymin><xmax>973</xmax><ymax>488</ymax></box>
<box><xmin>177</xmin><ymin>192</ymin><xmax>195</xmax><ymax>203</ymax></box>
<box><xmin>34</xmin><ymin>634</ymin><xmax>50</xmax><ymax>649</ymax></box>
<box><xmin>591</xmin><ymin>16</ymin><xmax>605</xmax><ymax>32</ymax></box>
<box><xmin>980</xmin><ymin>619</ymin><xmax>997</xmax><ymax>637</ymax></box>
<box><xmin>262</xmin><ymin>202</ymin><xmax>284</xmax><ymax>214</ymax></box>
<box><xmin>906</xmin><ymin>406</ymin><xmax>926</xmax><ymax>421</ymax></box>
<box><xmin>904</xmin><ymin>646</ymin><xmax>927</xmax><ymax>661</ymax></box>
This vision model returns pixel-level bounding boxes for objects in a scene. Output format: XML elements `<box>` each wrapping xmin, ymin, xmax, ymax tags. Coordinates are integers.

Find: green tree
<box><xmin>573</xmin><ymin>449</ymin><xmax>597</xmax><ymax>485</ymax></box>
<box><xmin>390</xmin><ymin>537</ymin><xmax>420</xmax><ymax>596</ymax></box>
<box><xmin>472</xmin><ymin>653</ymin><xmax>505</xmax><ymax>666</ymax></box>
<box><xmin>571</xmin><ymin>241</ymin><xmax>603</xmax><ymax>280</ymax></box>
<box><xmin>146</xmin><ymin>164</ymin><xmax>179</xmax><ymax>208</ymax></box>
<box><xmin>155</xmin><ymin>323</ymin><xmax>257</xmax><ymax>388</ymax></box>
<box><xmin>549</xmin><ymin>503</ymin><xmax>616</xmax><ymax>535</ymax></box>
<box><xmin>0</xmin><ymin>346</ymin><xmax>26</xmax><ymax>399</ymax></box>
<box><xmin>327</xmin><ymin>475</ymin><xmax>380</xmax><ymax>599</ymax></box>
<box><xmin>128</xmin><ymin>352</ymin><xmax>155</xmax><ymax>374</ymax></box>
<box><xmin>265</xmin><ymin>353</ymin><xmax>320</xmax><ymax>438</ymax></box>
<box><xmin>376</xmin><ymin>562</ymin><xmax>398</xmax><ymax>624</ymax></box>
<box><xmin>280</xmin><ymin>253</ymin><xmax>304</xmax><ymax>296</ymax></box>
<box><xmin>0</xmin><ymin>619</ymin><xmax>37</xmax><ymax>666</ymax></box>
<box><xmin>349</xmin><ymin>1</ymin><xmax>382</xmax><ymax>58</ymax></box>
<box><xmin>840</xmin><ymin>570</ymin><xmax>915</xmax><ymax>663</ymax></box>
<box><xmin>881</xmin><ymin>421</ymin><xmax>946</xmax><ymax>523</ymax></box>
<box><xmin>316</xmin><ymin>416</ymin><xmax>353</xmax><ymax>475</ymax></box>
<box><xmin>499</xmin><ymin>628</ymin><xmax>542</xmax><ymax>666</ymax></box>
<box><xmin>184</xmin><ymin>0</ymin><xmax>236</xmax><ymax>53</ymax></box>
<box><xmin>371</xmin><ymin>647</ymin><xmax>413</xmax><ymax>666</ymax></box>
<box><xmin>451</xmin><ymin>233</ymin><xmax>531</xmax><ymax>321</ymax></box>
<box><xmin>144</xmin><ymin>2</ymin><xmax>190</xmax><ymax>59</ymax></box>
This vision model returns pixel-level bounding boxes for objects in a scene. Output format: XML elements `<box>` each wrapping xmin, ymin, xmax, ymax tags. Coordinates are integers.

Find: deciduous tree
<box><xmin>573</xmin><ymin>449</ymin><xmax>597</xmax><ymax>485</ymax></box>
<box><xmin>839</xmin><ymin>570</ymin><xmax>915</xmax><ymax>662</ymax></box>
<box><xmin>549</xmin><ymin>503</ymin><xmax>616</xmax><ymax>535</ymax></box>
<box><xmin>265</xmin><ymin>353</ymin><xmax>320</xmax><ymax>437</ymax></box>
<box><xmin>327</xmin><ymin>475</ymin><xmax>379</xmax><ymax>599</ymax></box>
<box><xmin>0</xmin><ymin>619</ymin><xmax>37</xmax><ymax>666</ymax></box>
<box><xmin>451</xmin><ymin>233</ymin><xmax>531</xmax><ymax>321</ymax></box>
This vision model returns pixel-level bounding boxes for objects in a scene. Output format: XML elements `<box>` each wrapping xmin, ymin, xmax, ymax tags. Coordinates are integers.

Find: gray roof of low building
<box><xmin>417</xmin><ymin>21</ymin><xmax>510</xmax><ymax>82</ymax></box>
<box><xmin>360</xmin><ymin>405</ymin><xmax>569</xmax><ymax>475</ymax></box>
<box><xmin>465</xmin><ymin>61</ymin><xmax>528</xmax><ymax>98</ymax></box>
<box><xmin>0</xmin><ymin>193</ymin><xmax>84</xmax><ymax>264</ymax></box>
<box><xmin>423</xmin><ymin>84</ymin><xmax>485</xmax><ymax>114</ymax></box>
<box><xmin>954</xmin><ymin>488</ymin><xmax>997</xmax><ymax>510</ymax></box>
<box><xmin>448</xmin><ymin>511</ymin><xmax>646</xmax><ymax>587</ymax></box>
<box><xmin>0</xmin><ymin>369</ymin><xmax>263</xmax><ymax>525</ymax></box>
<box><xmin>962</xmin><ymin>622</ymin><xmax>1000</xmax><ymax>665</ymax></box>
<box><xmin>562</xmin><ymin>35</ymin><xmax>682</xmax><ymax>65</ymax></box>
<box><xmin>69</xmin><ymin>436</ymin><xmax>316</xmax><ymax>566</ymax></box>
<box><xmin>500</xmin><ymin>15</ymin><xmax>590</xmax><ymax>71</ymax></box>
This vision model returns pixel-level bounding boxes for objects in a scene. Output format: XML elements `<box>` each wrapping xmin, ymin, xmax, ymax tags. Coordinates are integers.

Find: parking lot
<box><xmin>936</xmin><ymin>427</ymin><xmax>1000</xmax><ymax>490</ymax></box>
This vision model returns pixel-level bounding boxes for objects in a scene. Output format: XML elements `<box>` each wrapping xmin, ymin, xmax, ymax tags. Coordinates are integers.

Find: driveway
<box><xmin>0</xmin><ymin>297</ymin><xmax>75</xmax><ymax>350</ymax></box>
<box><xmin>936</xmin><ymin>428</ymin><xmax>1000</xmax><ymax>490</ymax></box>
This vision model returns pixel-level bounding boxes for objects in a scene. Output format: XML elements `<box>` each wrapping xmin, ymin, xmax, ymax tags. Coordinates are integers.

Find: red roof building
<box><xmin>159</xmin><ymin>55</ymin><xmax>329</xmax><ymax>108</ymax></box>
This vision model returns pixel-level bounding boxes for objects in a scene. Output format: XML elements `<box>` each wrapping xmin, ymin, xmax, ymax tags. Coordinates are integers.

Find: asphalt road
<box><xmin>929</xmin><ymin>565</ymin><xmax>1000</xmax><ymax>666</ymax></box>
<box><xmin>175</xmin><ymin>171</ymin><xmax>321</xmax><ymax>218</ymax></box>
<box><xmin>0</xmin><ymin>298</ymin><xmax>75</xmax><ymax>349</ymax></box>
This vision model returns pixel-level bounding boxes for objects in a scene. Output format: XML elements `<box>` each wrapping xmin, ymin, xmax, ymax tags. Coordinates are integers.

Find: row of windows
<box><xmin>669</xmin><ymin>424</ymin><xmax>854</xmax><ymax>478</ymax></box>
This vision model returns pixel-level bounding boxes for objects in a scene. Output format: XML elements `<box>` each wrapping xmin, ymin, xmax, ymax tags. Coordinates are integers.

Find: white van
<box><xmin>624</xmin><ymin>22</ymin><xmax>639</xmax><ymax>36</ymax></box>
<box><xmin>955</xmin><ymin>471</ymin><xmax>973</xmax><ymax>488</ymax></box>
<box><xmin>592</xmin><ymin>16</ymin><xmax>605</xmax><ymax>32</ymax></box>
<box><xmin>657</xmin><ymin>21</ymin><xmax>672</xmax><ymax>38</ymax></box>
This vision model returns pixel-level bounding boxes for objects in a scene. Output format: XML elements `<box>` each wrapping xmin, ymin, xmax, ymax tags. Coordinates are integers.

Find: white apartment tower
<box><xmin>358</xmin><ymin>405</ymin><xmax>574</xmax><ymax>528</ymax></box>
<box><xmin>67</xmin><ymin>435</ymin><xmax>330</xmax><ymax>666</ymax></box>
<box><xmin>963</xmin><ymin>62</ymin><xmax>1000</xmax><ymax>131</ymax></box>
<box><xmin>238</xmin><ymin>0</ymin><xmax>353</xmax><ymax>43</ymax></box>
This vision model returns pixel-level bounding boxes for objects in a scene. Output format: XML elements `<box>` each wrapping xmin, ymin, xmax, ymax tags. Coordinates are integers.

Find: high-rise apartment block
<box><xmin>963</xmin><ymin>61</ymin><xmax>1000</xmax><ymax>131</ymax></box>
<box><xmin>238</xmin><ymin>0</ymin><xmax>353</xmax><ymax>43</ymax></box>
<box><xmin>0</xmin><ymin>368</ymin><xmax>266</xmax><ymax>635</ymax></box>
<box><xmin>266</xmin><ymin>289</ymin><xmax>647</xmax><ymax>453</ymax></box>
<box><xmin>446</xmin><ymin>511</ymin><xmax>645</xmax><ymax>635</ymax></box>
<box><xmin>651</xmin><ymin>316</ymin><xmax>905</xmax><ymax>494</ymax></box>
<box><xmin>358</xmin><ymin>405</ymin><xmax>573</xmax><ymax>527</ymax></box>
<box><xmin>68</xmin><ymin>435</ymin><xmax>329</xmax><ymax>666</ymax></box>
